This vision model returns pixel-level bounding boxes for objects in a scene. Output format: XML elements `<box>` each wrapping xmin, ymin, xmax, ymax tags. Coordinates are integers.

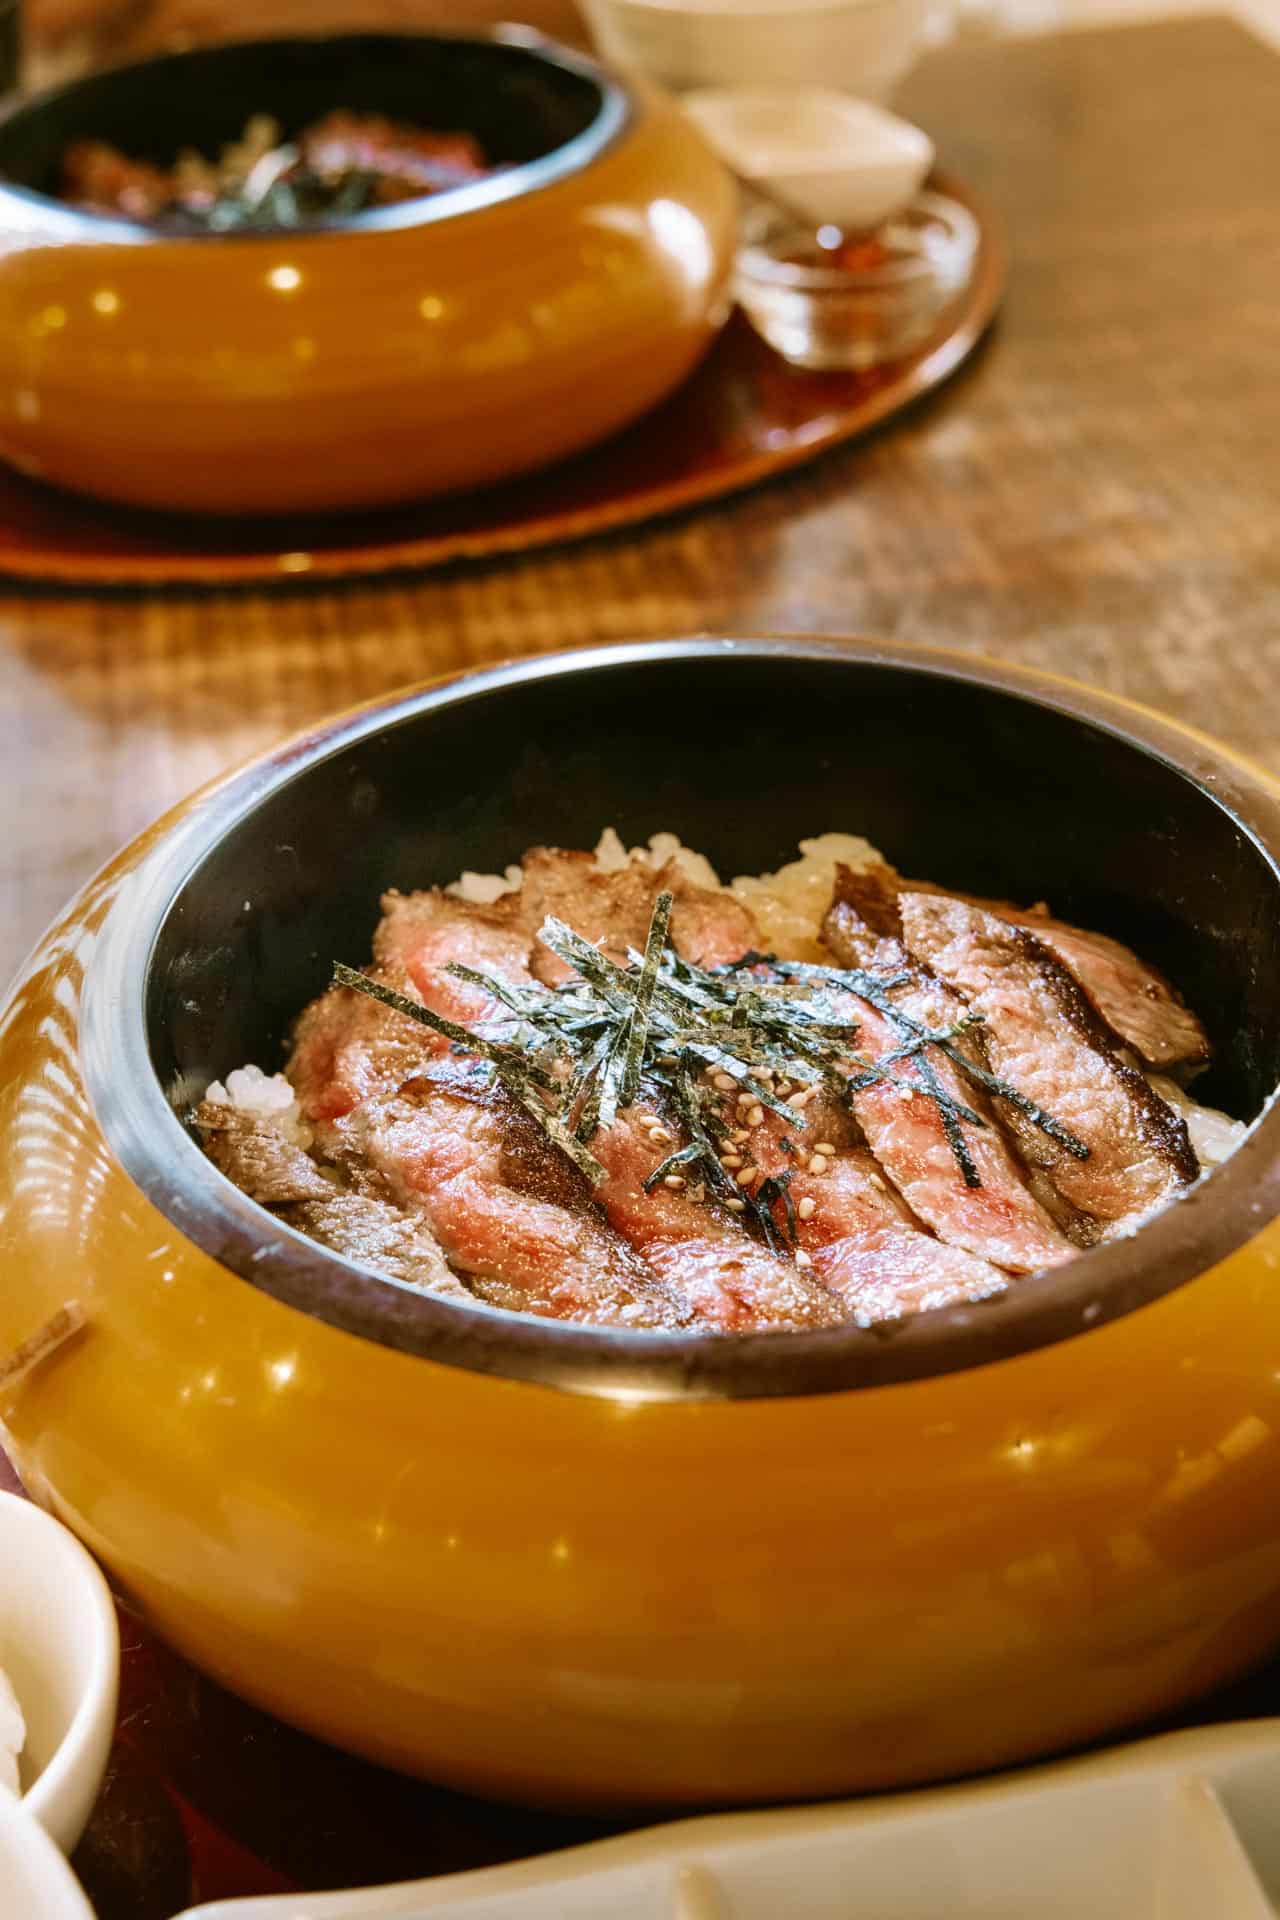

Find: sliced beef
<box><xmin>738</xmin><ymin>1097</ymin><xmax>1008</xmax><ymax>1322</ymax></box>
<box><xmin>197</xmin><ymin>1100</ymin><xmax>332</xmax><ymax>1204</ymax></box>
<box><xmin>1012</xmin><ymin>917</ymin><xmax>1209</xmax><ymax>1075</ymax></box>
<box><xmin>297</xmin><ymin>112</ymin><xmax>490</xmax><ymax>200</ymax></box>
<box><xmin>812</xmin><ymin>1220</ymin><xmax>1007</xmax><ymax>1323</ymax></box>
<box><xmin>281</xmin><ymin>1192</ymin><xmax>476</xmax><ymax>1300</ymax></box>
<box><xmin>373</xmin><ymin>887</ymin><xmax>536</xmax><ymax>1009</ymax></box>
<box><xmin>898</xmin><ymin>893</ymin><xmax>1199</xmax><ymax>1235</ymax></box>
<box><xmin>839</xmin><ymin>860</ymin><xmax>1209</xmax><ymax>1074</ymax></box>
<box><xmin>196</xmin><ymin>1101</ymin><xmax>475</xmax><ymax>1301</ymax></box>
<box><xmin>847</xmin><ymin>994</ymin><xmax>1079</xmax><ymax>1271</ymax></box>
<box><xmin>288</xmin><ymin>966</ymin><xmax>434</xmax><ymax>1125</ymax></box>
<box><xmin>820</xmin><ymin>892</ymin><xmax>1079</xmax><ymax>1270</ymax></box>
<box><xmin>326</xmin><ymin>1061</ymin><xmax>691</xmax><ymax>1330</ymax></box>
<box><xmin>590</xmin><ymin>1104</ymin><xmax>845</xmax><ymax>1332</ymax></box>
<box><xmin>518</xmin><ymin>849</ymin><xmax>759</xmax><ymax>986</ymax></box>
<box><xmin>290</xmin><ymin>889</ymin><xmax>537</xmax><ymax>1124</ymax></box>
<box><xmin>826</xmin><ymin>862</ymin><xmax>907</xmax><ymax>941</ymax></box>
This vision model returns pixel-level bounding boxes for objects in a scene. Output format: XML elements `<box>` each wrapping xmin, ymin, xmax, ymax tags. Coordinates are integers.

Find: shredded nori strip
<box><xmin>618</xmin><ymin>888</ymin><xmax>672</xmax><ymax>1109</ymax></box>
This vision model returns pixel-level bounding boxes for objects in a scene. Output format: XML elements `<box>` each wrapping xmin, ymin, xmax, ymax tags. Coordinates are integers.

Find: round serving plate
<box><xmin>0</xmin><ymin>171</ymin><xmax>1002</xmax><ymax>589</ymax></box>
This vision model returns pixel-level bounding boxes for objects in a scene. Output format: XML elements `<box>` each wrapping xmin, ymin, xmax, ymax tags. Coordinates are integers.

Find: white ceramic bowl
<box><xmin>0</xmin><ymin>1491</ymin><xmax>119</xmax><ymax>1853</ymax></box>
<box><xmin>682</xmin><ymin>89</ymin><xmax>935</xmax><ymax>229</ymax></box>
<box><xmin>0</xmin><ymin>1789</ymin><xmax>96</xmax><ymax>1920</ymax></box>
<box><xmin>580</xmin><ymin>0</ymin><xmax>943</xmax><ymax>103</ymax></box>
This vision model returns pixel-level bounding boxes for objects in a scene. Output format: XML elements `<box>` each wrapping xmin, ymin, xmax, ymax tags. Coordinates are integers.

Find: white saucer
<box><xmin>174</xmin><ymin>1717</ymin><xmax>1280</xmax><ymax>1919</ymax></box>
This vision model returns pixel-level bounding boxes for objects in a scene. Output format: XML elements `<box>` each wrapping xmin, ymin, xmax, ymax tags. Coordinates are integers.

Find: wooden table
<box><xmin>5</xmin><ymin>15</ymin><xmax>1280</xmax><ymax>1912</ymax></box>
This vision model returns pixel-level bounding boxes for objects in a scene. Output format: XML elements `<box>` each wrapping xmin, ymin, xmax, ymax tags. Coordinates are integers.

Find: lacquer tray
<box><xmin>0</xmin><ymin>172</ymin><xmax>1003</xmax><ymax>590</ymax></box>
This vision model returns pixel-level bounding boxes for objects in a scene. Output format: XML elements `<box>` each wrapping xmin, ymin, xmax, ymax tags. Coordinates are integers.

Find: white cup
<box><xmin>581</xmin><ymin>0</ymin><xmax>948</xmax><ymax>103</ymax></box>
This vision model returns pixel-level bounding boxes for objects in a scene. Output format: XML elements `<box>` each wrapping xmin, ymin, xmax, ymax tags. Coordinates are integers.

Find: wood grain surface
<box><xmin>4</xmin><ymin>17</ymin><xmax>1278</xmax><ymax>985</ymax></box>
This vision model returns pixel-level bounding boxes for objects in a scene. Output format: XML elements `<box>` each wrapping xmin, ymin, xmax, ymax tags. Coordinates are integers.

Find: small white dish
<box><xmin>683</xmin><ymin>89</ymin><xmax>935</xmax><ymax>231</ymax></box>
<box><xmin>0</xmin><ymin>1787</ymin><xmax>96</xmax><ymax>1920</ymax></box>
<box><xmin>172</xmin><ymin>1718</ymin><xmax>1280</xmax><ymax>1919</ymax></box>
<box><xmin>0</xmin><ymin>1489</ymin><xmax>119</xmax><ymax>1853</ymax></box>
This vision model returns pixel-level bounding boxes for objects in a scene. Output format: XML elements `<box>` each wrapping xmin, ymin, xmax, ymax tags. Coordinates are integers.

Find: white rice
<box><xmin>728</xmin><ymin>831</ymin><xmax>883</xmax><ymax>964</ymax></box>
<box><xmin>204</xmin><ymin>1062</ymin><xmax>311</xmax><ymax>1149</ymax></box>
<box><xmin>445</xmin><ymin>861</ymin><xmax>524</xmax><ymax>905</ymax></box>
<box><xmin>450</xmin><ymin>826</ymin><xmax>881</xmax><ymax>965</ymax></box>
<box><xmin>1147</xmin><ymin>1074</ymin><xmax>1246</xmax><ymax>1171</ymax></box>
<box><xmin>0</xmin><ymin>1665</ymin><xmax>24</xmax><ymax>1794</ymax></box>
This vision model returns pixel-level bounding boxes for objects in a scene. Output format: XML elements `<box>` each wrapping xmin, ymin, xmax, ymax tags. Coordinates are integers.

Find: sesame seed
<box><xmin>736</xmin><ymin>1166</ymin><xmax>760</xmax><ymax>1189</ymax></box>
<box><xmin>663</xmin><ymin>1174</ymin><xmax>687</xmax><ymax>1190</ymax></box>
<box><xmin>785</xmin><ymin>1090</ymin><xmax>808</xmax><ymax>1108</ymax></box>
<box><xmin>690</xmin><ymin>1182</ymin><xmax>705</xmax><ymax>1202</ymax></box>
<box><xmin>794</xmin><ymin>1250</ymin><xmax>813</xmax><ymax>1269</ymax></box>
<box><xmin>712</xmin><ymin>1072</ymin><xmax>735</xmax><ymax>1092</ymax></box>
<box><xmin>726</xmin><ymin>1197</ymin><xmax>747</xmax><ymax>1213</ymax></box>
<box><xmin>902</xmin><ymin>1087</ymin><xmax>917</xmax><ymax>1101</ymax></box>
<box><xmin>869</xmin><ymin>1173</ymin><xmax>886</xmax><ymax>1191</ymax></box>
<box><xmin>719</xmin><ymin>1154</ymin><xmax>744</xmax><ymax>1170</ymax></box>
<box><xmin>746</xmin><ymin>1104</ymin><xmax>765</xmax><ymax>1128</ymax></box>
<box><xmin>650</xmin><ymin>1127</ymin><xmax>674</xmax><ymax>1145</ymax></box>
<box><xmin>798</xmin><ymin>1196</ymin><xmax>817</xmax><ymax>1220</ymax></box>
<box><xmin>807</xmin><ymin>1154</ymin><xmax>829</xmax><ymax>1175</ymax></box>
<box><xmin>813</xmin><ymin>1141</ymin><xmax>837</xmax><ymax>1157</ymax></box>
<box><xmin>730</xmin><ymin>1128</ymin><xmax>750</xmax><ymax>1144</ymax></box>
<box><xmin>735</xmin><ymin>1091</ymin><xmax>753</xmax><ymax>1108</ymax></box>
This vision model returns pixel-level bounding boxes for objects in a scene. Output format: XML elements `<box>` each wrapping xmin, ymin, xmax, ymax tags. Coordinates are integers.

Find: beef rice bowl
<box><xmin>2</xmin><ymin>637</ymin><xmax>1280</xmax><ymax>1809</ymax></box>
<box><xmin>200</xmin><ymin>828</ymin><xmax>1244</xmax><ymax>1336</ymax></box>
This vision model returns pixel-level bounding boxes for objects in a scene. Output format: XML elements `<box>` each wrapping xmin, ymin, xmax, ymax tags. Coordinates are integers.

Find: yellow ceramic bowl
<box><xmin>0</xmin><ymin>32</ymin><xmax>735</xmax><ymax>514</ymax></box>
<box><xmin>2</xmin><ymin>637</ymin><xmax>1280</xmax><ymax>1810</ymax></box>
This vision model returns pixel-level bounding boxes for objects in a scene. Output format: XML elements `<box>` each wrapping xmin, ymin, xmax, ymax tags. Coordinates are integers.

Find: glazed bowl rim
<box><xmin>0</xmin><ymin>26</ymin><xmax>633</xmax><ymax>243</ymax></box>
<box><xmin>79</xmin><ymin>635</ymin><xmax>1280</xmax><ymax>1402</ymax></box>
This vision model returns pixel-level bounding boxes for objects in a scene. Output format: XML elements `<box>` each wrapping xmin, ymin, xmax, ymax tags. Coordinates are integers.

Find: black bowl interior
<box><xmin>0</xmin><ymin>32</ymin><xmax>610</xmax><ymax>205</ymax></box>
<box><xmin>149</xmin><ymin>650</ymin><xmax>1280</xmax><ymax>1127</ymax></box>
